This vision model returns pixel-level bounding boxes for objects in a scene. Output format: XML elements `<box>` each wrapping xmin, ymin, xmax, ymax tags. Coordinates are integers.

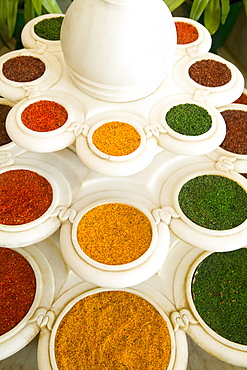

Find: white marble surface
<box><xmin>0</xmin><ymin>334</ymin><xmax>247</xmax><ymax>369</ymax></box>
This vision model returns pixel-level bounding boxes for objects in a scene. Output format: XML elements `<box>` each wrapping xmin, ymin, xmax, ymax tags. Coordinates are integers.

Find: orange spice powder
<box><xmin>92</xmin><ymin>121</ymin><xmax>141</xmax><ymax>156</ymax></box>
<box><xmin>54</xmin><ymin>290</ymin><xmax>172</xmax><ymax>370</ymax></box>
<box><xmin>76</xmin><ymin>203</ymin><xmax>152</xmax><ymax>265</ymax></box>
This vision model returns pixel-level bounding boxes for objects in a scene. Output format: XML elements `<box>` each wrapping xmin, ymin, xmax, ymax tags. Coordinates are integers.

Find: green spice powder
<box><xmin>178</xmin><ymin>175</ymin><xmax>247</xmax><ymax>230</ymax></box>
<box><xmin>34</xmin><ymin>17</ymin><xmax>64</xmax><ymax>41</ymax></box>
<box><xmin>191</xmin><ymin>248</ymin><xmax>247</xmax><ymax>345</ymax></box>
<box><xmin>165</xmin><ymin>103</ymin><xmax>212</xmax><ymax>136</ymax></box>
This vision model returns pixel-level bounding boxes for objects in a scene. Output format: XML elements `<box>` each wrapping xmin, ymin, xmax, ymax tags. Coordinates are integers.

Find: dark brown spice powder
<box><xmin>175</xmin><ymin>21</ymin><xmax>199</xmax><ymax>44</ymax></box>
<box><xmin>0</xmin><ymin>104</ymin><xmax>12</xmax><ymax>146</ymax></box>
<box><xmin>0</xmin><ymin>248</ymin><xmax>36</xmax><ymax>336</ymax></box>
<box><xmin>188</xmin><ymin>59</ymin><xmax>232</xmax><ymax>87</ymax></box>
<box><xmin>0</xmin><ymin>169</ymin><xmax>53</xmax><ymax>225</ymax></box>
<box><xmin>2</xmin><ymin>56</ymin><xmax>46</xmax><ymax>82</ymax></box>
<box><xmin>220</xmin><ymin>109</ymin><xmax>247</xmax><ymax>154</ymax></box>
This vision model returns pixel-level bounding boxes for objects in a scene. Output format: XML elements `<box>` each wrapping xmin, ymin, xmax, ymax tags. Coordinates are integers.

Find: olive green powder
<box><xmin>165</xmin><ymin>103</ymin><xmax>212</xmax><ymax>136</ymax></box>
<box><xmin>34</xmin><ymin>17</ymin><xmax>64</xmax><ymax>41</ymax></box>
<box><xmin>192</xmin><ymin>248</ymin><xmax>247</xmax><ymax>345</ymax></box>
<box><xmin>178</xmin><ymin>175</ymin><xmax>247</xmax><ymax>230</ymax></box>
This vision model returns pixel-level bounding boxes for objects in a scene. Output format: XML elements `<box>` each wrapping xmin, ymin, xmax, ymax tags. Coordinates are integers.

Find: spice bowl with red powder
<box><xmin>172</xmin><ymin>53</ymin><xmax>245</xmax><ymax>107</ymax></box>
<box><xmin>0</xmin><ymin>163</ymin><xmax>73</xmax><ymax>248</ymax></box>
<box><xmin>0</xmin><ymin>50</ymin><xmax>61</xmax><ymax>102</ymax></box>
<box><xmin>0</xmin><ymin>244</ymin><xmax>56</xmax><ymax>360</ymax></box>
<box><xmin>76</xmin><ymin>111</ymin><xmax>158</xmax><ymax>176</ymax></box>
<box><xmin>159</xmin><ymin>161</ymin><xmax>247</xmax><ymax>252</ymax></box>
<box><xmin>5</xmin><ymin>93</ymin><xmax>84</xmax><ymax>153</ymax></box>
<box><xmin>59</xmin><ymin>194</ymin><xmax>171</xmax><ymax>288</ymax></box>
<box><xmin>149</xmin><ymin>94</ymin><xmax>226</xmax><ymax>156</ymax></box>
<box><xmin>38</xmin><ymin>285</ymin><xmax>187</xmax><ymax>370</ymax></box>
<box><xmin>174</xmin><ymin>17</ymin><xmax>212</xmax><ymax>56</ymax></box>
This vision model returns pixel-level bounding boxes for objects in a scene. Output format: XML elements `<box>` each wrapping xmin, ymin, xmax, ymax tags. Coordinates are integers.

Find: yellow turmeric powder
<box><xmin>92</xmin><ymin>121</ymin><xmax>141</xmax><ymax>156</ymax></box>
<box><xmin>55</xmin><ymin>290</ymin><xmax>172</xmax><ymax>370</ymax></box>
<box><xmin>76</xmin><ymin>203</ymin><xmax>152</xmax><ymax>265</ymax></box>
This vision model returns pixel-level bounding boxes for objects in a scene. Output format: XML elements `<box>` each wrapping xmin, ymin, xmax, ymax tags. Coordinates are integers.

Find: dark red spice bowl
<box><xmin>0</xmin><ymin>244</ymin><xmax>56</xmax><ymax>360</ymax></box>
<box><xmin>0</xmin><ymin>163</ymin><xmax>72</xmax><ymax>248</ymax></box>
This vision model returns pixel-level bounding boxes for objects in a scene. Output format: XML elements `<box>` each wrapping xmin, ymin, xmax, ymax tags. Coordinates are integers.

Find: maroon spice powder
<box><xmin>175</xmin><ymin>21</ymin><xmax>199</xmax><ymax>45</ymax></box>
<box><xmin>220</xmin><ymin>109</ymin><xmax>247</xmax><ymax>155</ymax></box>
<box><xmin>2</xmin><ymin>55</ymin><xmax>45</xmax><ymax>83</ymax></box>
<box><xmin>0</xmin><ymin>169</ymin><xmax>53</xmax><ymax>225</ymax></box>
<box><xmin>234</xmin><ymin>92</ymin><xmax>247</xmax><ymax>105</ymax></box>
<box><xmin>188</xmin><ymin>59</ymin><xmax>232</xmax><ymax>87</ymax></box>
<box><xmin>21</xmin><ymin>100</ymin><xmax>68</xmax><ymax>132</ymax></box>
<box><xmin>0</xmin><ymin>104</ymin><xmax>12</xmax><ymax>146</ymax></box>
<box><xmin>0</xmin><ymin>248</ymin><xmax>36</xmax><ymax>336</ymax></box>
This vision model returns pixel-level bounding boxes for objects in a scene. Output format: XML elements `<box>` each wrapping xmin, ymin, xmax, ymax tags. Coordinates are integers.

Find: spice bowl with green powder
<box><xmin>38</xmin><ymin>284</ymin><xmax>188</xmax><ymax>370</ymax></box>
<box><xmin>170</xmin><ymin>240</ymin><xmax>247</xmax><ymax>367</ymax></box>
<box><xmin>149</xmin><ymin>94</ymin><xmax>226</xmax><ymax>156</ymax></box>
<box><xmin>76</xmin><ymin>111</ymin><xmax>158</xmax><ymax>177</ymax></box>
<box><xmin>21</xmin><ymin>14</ymin><xmax>64</xmax><ymax>52</ymax></box>
<box><xmin>160</xmin><ymin>161</ymin><xmax>247</xmax><ymax>251</ymax></box>
<box><xmin>59</xmin><ymin>193</ymin><xmax>171</xmax><ymax>288</ymax></box>
<box><xmin>5</xmin><ymin>92</ymin><xmax>84</xmax><ymax>153</ymax></box>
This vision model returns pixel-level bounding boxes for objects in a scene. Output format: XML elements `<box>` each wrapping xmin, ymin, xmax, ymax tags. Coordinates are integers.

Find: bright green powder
<box><xmin>178</xmin><ymin>174</ymin><xmax>247</xmax><ymax>230</ymax></box>
<box><xmin>34</xmin><ymin>17</ymin><xmax>64</xmax><ymax>41</ymax></box>
<box><xmin>192</xmin><ymin>248</ymin><xmax>247</xmax><ymax>345</ymax></box>
<box><xmin>165</xmin><ymin>103</ymin><xmax>212</xmax><ymax>136</ymax></box>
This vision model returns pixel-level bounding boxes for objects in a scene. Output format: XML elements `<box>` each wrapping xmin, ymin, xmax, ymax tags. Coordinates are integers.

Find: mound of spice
<box><xmin>175</xmin><ymin>21</ymin><xmax>199</xmax><ymax>44</ymax></box>
<box><xmin>188</xmin><ymin>59</ymin><xmax>232</xmax><ymax>87</ymax></box>
<box><xmin>220</xmin><ymin>109</ymin><xmax>247</xmax><ymax>155</ymax></box>
<box><xmin>92</xmin><ymin>121</ymin><xmax>141</xmax><ymax>156</ymax></box>
<box><xmin>178</xmin><ymin>174</ymin><xmax>247</xmax><ymax>230</ymax></box>
<box><xmin>233</xmin><ymin>92</ymin><xmax>247</xmax><ymax>105</ymax></box>
<box><xmin>191</xmin><ymin>248</ymin><xmax>247</xmax><ymax>345</ymax></box>
<box><xmin>21</xmin><ymin>100</ymin><xmax>68</xmax><ymax>132</ymax></box>
<box><xmin>76</xmin><ymin>203</ymin><xmax>152</xmax><ymax>265</ymax></box>
<box><xmin>0</xmin><ymin>169</ymin><xmax>53</xmax><ymax>225</ymax></box>
<box><xmin>55</xmin><ymin>290</ymin><xmax>171</xmax><ymax>370</ymax></box>
<box><xmin>34</xmin><ymin>16</ymin><xmax>64</xmax><ymax>41</ymax></box>
<box><xmin>165</xmin><ymin>103</ymin><xmax>212</xmax><ymax>136</ymax></box>
<box><xmin>0</xmin><ymin>248</ymin><xmax>36</xmax><ymax>336</ymax></box>
<box><xmin>0</xmin><ymin>104</ymin><xmax>12</xmax><ymax>146</ymax></box>
<box><xmin>2</xmin><ymin>55</ymin><xmax>45</xmax><ymax>82</ymax></box>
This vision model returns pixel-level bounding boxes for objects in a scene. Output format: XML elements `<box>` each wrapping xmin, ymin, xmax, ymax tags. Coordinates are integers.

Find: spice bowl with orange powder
<box><xmin>59</xmin><ymin>194</ymin><xmax>171</xmax><ymax>288</ymax></box>
<box><xmin>38</xmin><ymin>284</ymin><xmax>188</xmax><ymax>370</ymax></box>
<box><xmin>75</xmin><ymin>111</ymin><xmax>158</xmax><ymax>177</ymax></box>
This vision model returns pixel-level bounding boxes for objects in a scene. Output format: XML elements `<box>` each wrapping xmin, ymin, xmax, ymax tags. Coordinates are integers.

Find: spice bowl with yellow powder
<box><xmin>38</xmin><ymin>284</ymin><xmax>188</xmax><ymax>370</ymax></box>
<box><xmin>75</xmin><ymin>111</ymin><xmax>158</xmax><ymax>177</ymax></box>
<box><xmin>59</xmin><ymin>195</ymin><xmax>171</xmax><ymax>288</ymax></box>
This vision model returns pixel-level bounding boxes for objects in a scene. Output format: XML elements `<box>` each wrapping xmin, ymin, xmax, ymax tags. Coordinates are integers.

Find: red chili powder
<box><xmin>188</xmin><ymin>59</ymin><xmax>232</xmax><ymax>87</ymax></box>
<box><xmin>21</xmin><ymin>100</ymin><xmax>68</xmax><ymax>132</ymax></box>
<box><xmin>0</xmin><ymin>248</ymin><xmax>36</xmax><ymax>336</ymax></box>
<box><xmin>0</xmin><ymin>169</ymin><xmax>53</xmax><ymax>225</ymax></box>
<box><xmin>175</xmin><ymin>21</ymin><xmax>199</xmax><ymax>44</ymax></box>
<box><xmin>220</xmin><ymin>109</ymin><xmax>247</xmax><ymax>155</ymax></box>
<box><xmin>2</xmin><ymin>55</ymin><xmax>45</xmax><ymax>82</ymax></box>
<box><xmin>234</xmin><ymin>92</ymin><xmax>247</xmax><ymax>105</ymax></box>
